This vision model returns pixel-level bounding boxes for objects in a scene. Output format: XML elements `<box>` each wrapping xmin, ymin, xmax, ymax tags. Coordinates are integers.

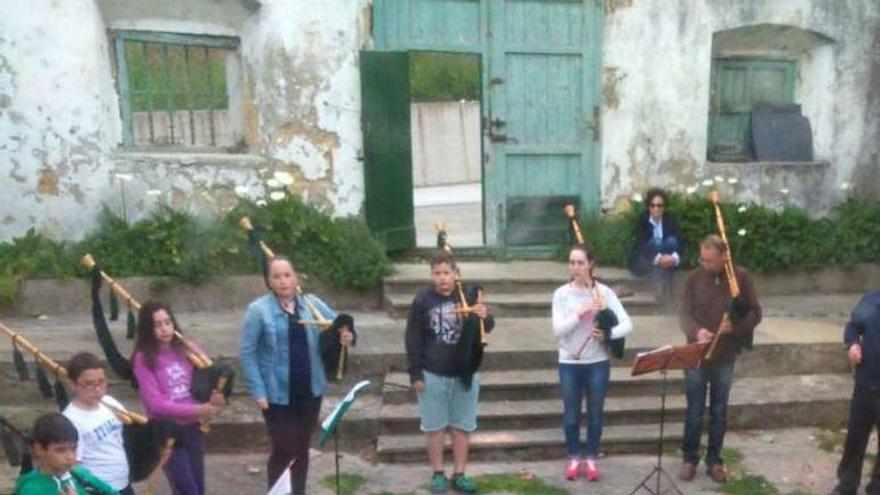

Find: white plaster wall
<box><xmin>240</xmin><ymin>0</ymin><xmax>370</xmax><ymax>215</ymax></box>
<box><xmin>601</xmin><ymin>0</ymin><xmax>879</xmax><ymax>212</ymax></box>
<box><xmin>0</xmin><ymin>0</ymin><xmax>120</xmax><ymax>239</ymax></box>
<box><xmin>1</xmin><ymin>0</ymin><xmax>372</xmax><ymax>241</ymax></box>
<box><xmin>411</xmin><ymin>101</ymin><xmax>481</xmax><ymax>187</ymax></box>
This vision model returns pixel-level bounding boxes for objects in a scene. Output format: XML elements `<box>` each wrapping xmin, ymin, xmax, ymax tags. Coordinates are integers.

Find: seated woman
<box><xmin>628</xmin><ymin>188</ymin><xmax>682</xmax><ymax>301</ymax></box>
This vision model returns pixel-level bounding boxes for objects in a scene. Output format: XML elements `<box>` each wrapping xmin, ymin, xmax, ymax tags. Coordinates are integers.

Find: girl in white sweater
<box><xmin>552</xmin><ymin>245</ymin><xmax>633</xmax><ymax>482</ymax></box>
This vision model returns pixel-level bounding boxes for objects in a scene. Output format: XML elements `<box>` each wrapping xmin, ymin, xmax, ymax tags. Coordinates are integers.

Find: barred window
<box><xmin>113</xmin><ymin>31</ymin><xmax>241</xmax><ymax>149</ymax></box>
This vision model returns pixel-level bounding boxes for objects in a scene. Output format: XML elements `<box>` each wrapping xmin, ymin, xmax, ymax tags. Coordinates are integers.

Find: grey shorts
<box><xmin>417</xmin><ymin>370</ymin><xmax>480</xmax><ymax>432</ymax></box>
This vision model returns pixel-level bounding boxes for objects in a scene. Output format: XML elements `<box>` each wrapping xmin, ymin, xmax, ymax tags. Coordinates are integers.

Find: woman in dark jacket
<box><xmin>628</xmin><ymin>188</ymin><xmax>682</xmax><ymax>301</ymax></box>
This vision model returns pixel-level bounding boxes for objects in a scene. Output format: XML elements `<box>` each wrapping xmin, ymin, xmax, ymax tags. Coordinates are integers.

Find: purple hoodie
<box><xmin>132</xmin><ymin>345</ymin><xmax>200</xmax><ymax>424</ymax></box>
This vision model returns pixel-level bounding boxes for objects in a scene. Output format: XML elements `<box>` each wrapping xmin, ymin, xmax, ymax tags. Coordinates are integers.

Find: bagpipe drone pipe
<box><xmin>239</xmin><ymin>216</ymin><xmax>356</xmax><ymax>381</ymax></box>
<box><xmin>80</xmin><ymin>254</ymin><xmax>235</xmax><ymax>405</ymax></box>
<box><xmin>0</xmin><ymin>321</ymin><xmax>176</xmax><ymax>484</ymax></box>
<box><xmin>563</xmin><ymin>203</ymin><xmax>624</xmax><ymax>359</ymax></box>
<box><xmin>435</xmin><ymin>222</ymin><xmax>489</xmax><ymax>389</ymax></box>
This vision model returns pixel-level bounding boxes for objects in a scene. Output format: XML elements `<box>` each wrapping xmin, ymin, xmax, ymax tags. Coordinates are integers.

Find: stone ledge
<box><xmin>113</xmin><ymin>149</ymin><xmax>268</xmax><ymax>168</ymax></box>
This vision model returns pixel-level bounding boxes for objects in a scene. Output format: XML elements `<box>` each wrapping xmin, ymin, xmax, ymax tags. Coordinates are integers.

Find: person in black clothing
<box><xmin>628</xmin><ymin>188</ymin><xmax>683</xmax><ymax>302</ymax></box>
<box><xmin>831</xmin><ymin>289</ymin><xmax>880</xmax><ymax>495</ymax></box>
<box><xmin>406</xmin><ymin>251</ymin><xmax>494</xmax><ymax>494</ymax></box>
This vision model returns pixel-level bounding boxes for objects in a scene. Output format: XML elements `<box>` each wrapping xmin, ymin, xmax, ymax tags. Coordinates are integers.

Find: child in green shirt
<box><xmin>16</xmin><ymin>412</ymin><xmax>119</xmax><ymax>495</ymax></box>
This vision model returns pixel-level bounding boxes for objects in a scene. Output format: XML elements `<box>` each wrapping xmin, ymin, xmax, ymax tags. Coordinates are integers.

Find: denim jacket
<box><xmin>239</xmin><ymin>292</ymin><xmax>337</xmax><ymax>405</ymax></box>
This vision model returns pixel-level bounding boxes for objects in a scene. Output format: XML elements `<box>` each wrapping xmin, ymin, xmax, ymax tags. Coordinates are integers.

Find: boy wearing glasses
<box><xmin>628</xmin><ymin>187</ymin><xmax>683</xmax><ymax>302</ymax></box>
<box><xmin>62</xmin><ymin>352</ymin><xmax>134</xmax><ymax>495</ymax></box>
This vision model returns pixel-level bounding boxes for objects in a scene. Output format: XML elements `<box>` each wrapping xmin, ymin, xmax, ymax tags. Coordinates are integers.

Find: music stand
<box><xmin>628</xmin><ymin>343</ymin><xmax>705</xmax><ymax>495</ymax></box>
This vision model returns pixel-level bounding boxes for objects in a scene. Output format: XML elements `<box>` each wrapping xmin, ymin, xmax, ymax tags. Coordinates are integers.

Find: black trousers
<box><xmin>836</xmin><ymin>385</ymin><xmax>880</xmax><ymax>494</ymax></box>
<box><xmin>262</xmin><ymin>397</ymin><xmax>323</xmax><ymax>495</ymax></box>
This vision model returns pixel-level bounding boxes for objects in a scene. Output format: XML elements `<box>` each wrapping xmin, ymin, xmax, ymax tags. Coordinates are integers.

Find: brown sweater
<box><xmin>679</xmin><ymin>266</ymin><xmax>762</xmax><ymax>362</ymax></box>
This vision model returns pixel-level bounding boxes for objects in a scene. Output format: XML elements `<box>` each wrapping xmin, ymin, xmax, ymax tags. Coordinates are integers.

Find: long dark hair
<box><xmin>569</xmin><ymin>244</ymin><xmax>597</xmax><ymax>285</ymax></box>
<box><xmin>132</xmin><ymin>300</ymin><xmax>185</xmax><ymax>370</ymax></box>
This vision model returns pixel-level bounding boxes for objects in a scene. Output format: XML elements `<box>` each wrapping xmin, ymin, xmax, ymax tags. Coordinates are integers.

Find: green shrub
<box><xmin>0</xmin><ymin>196</ymin><xmax>391</xmax><ymax>298</ymax></box>
<box><xmin>571</xmin><ymin>194</ymin><xmax>880</xmax><ymax>273</ymax></box>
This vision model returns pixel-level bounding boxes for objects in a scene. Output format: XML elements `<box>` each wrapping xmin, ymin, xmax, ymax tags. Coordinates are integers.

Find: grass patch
<box><xmin>816</xmin><ymin>428</ymin><xmax>847</xmax><ymax>453</ymax></box>
<box><xmin>471</xmin><ymin>473</ymin><xmax>568</xmax><ymax>495</ymax></box>
<box><xmin>319</xmin><ymin>473</ymin><xmax>366</xmax><ymax>495</ymax></box>
<box><xmin>722</xmin><ymin>447</ymin><xmax>744</xmax><ymax>473</ymax></box>
<box><xmin>718</xmin><ymin>474</ymin><xmax>780</xmax><ymax>495</ymax></box>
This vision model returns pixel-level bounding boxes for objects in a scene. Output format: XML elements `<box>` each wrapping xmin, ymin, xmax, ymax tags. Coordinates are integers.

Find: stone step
<box><xmin>383</xmin><ymin>291</ymin><xmax>661</xmax><ymax>318</ymax></box>
<box><xmin>377</xmin><ymin>424</ymin><xmax>684</xmax><ymax>463</ymax></box>
<box><xmin>382</xmin><ymin>367</ymin><xmax>680</xmax><ymax>405</ymax></box>
<box><xmin>383</xmin><ymin>263</ymin><xmax>649</xmax><ymax>297</ymax></box>
<box><xmin>378</xmin><ymin>373</ymin><xmax>851</xmax><ymax>435</ymax></box>
<box><xmin>376</xmin><ymin>373</ymin><xmax>852</xmax><ymax>462</ymax></box>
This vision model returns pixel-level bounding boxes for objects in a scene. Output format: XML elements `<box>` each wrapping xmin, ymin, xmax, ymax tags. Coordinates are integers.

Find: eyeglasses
<box><xmin>649</xmin><ymin>203</ymin><xmax>665</xmax><ymax>208</ymax></box>
<box><xmin>78</xmin><ymin>379</ymin><xmax>108</xmax><ymax>389</ymax></box>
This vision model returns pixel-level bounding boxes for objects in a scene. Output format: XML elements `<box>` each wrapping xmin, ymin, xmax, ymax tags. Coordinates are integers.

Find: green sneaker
<box><xmin>430</xmin><ymin>473</ymin><xmax>449</xmax><ymax>494</ymax></box>
<box><xmin>451</xmin><ymin>473</ymin><xmax>477</xmax><ymax>494</ymax></box>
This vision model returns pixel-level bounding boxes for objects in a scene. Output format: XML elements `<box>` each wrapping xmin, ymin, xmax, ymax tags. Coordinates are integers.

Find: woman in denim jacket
<box><xmin>239</xmin><ymin>256</ymin><xmax>354</xmax><ymax>495</ymax></box>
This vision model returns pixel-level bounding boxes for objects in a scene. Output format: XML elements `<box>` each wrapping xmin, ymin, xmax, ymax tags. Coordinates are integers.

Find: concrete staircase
<box><xmin>375</xmin><ymin>343</ymin><xmax>853</xmax><ymax>463</ymax></box>
<box><xmin>383</xmin><ymin>262</ymin><xmax>661</xmax><ymax>318</ymax></box>
<box><xmin>0</xmin><ymin>261</ymin><xmax>863</xmax><ymax>466</ymax></box>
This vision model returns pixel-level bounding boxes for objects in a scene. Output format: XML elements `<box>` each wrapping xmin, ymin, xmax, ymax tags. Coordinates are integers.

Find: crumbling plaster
<box><xmin>601</xmin><ymin>0</ymin><xmax>880</xmax><ymax>214</ymax></box>
<box><xmin>1</xmin><ymin>0</ymin><xmax>371</xmax><ymax>241</ymax></box>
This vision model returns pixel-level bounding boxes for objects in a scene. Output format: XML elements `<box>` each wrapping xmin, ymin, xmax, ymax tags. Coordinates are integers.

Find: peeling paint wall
<box><xmin>601</xmin><ymin>0</ymin><xmax>880</xmax><ymax>214</ymax></box>
<box><xmin>240</xmin><ymin>0</ymin><xmax>370</xmax><ymax>215</ymax></box>
<box><xmin>0</xmin><ymin>0</ymin><xmax>370</xmax><ymax>241</ymax></box>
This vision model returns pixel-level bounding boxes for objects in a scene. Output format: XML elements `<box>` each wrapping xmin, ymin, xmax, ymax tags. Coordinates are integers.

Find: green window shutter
<box><xmin>359</xmin><ymin>51</ymin><xmax>415</xmax><ymax>251</ymax></box>
<box><xmin>708</xmin><ymin>58</ymin><xmax>795</xmax><ymax>161</ymax></box>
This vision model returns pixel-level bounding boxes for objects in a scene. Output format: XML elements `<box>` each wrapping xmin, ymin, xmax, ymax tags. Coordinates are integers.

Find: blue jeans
<box><xmin>682</xmin><ymin>360</ymin><xmax>735</xmax><ymax>467</ymax></box>
<box><xmin>559</xmin><ymin>361</ymin><xmax>610</xmax><ymax>458</ymax></box>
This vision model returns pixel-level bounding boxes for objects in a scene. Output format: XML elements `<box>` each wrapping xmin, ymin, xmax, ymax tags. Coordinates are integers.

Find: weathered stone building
<box><xmin>1</xmin><ymin>0</ymin><xmax>877</xmax><ymax>249</ymax></box>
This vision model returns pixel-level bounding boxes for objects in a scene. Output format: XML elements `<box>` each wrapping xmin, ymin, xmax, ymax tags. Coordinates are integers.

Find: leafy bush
<box><xmin>572</xmin><ymin>194</ymin><xmax>880</xmax><ymax>273</ymax></box>
<box><xmin>0</xmin><ymin>196</ymin><xmax>391</xmax><ymax>303</ymax></box>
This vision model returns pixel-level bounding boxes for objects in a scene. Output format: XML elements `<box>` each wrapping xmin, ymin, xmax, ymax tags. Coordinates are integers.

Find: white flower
<box><xmin>702</xmin><ymin>179</ymin><xmax>714</xmax><ymax>187</ymax></box>
<box><xmin>146</xmin><ymin>189</ymin><xmax>162</xmax><ymax>196</ymax></box>
<box><xmin>269</xmin><ymin>191</ymin><xmax>286</xmax><ymax>201</ymax></box>
<box><xmin>737</xmin><ymin>228</ymin><xmax>747</xmax><ymax>236</ymax></box>
<box><xmin>779</xmin><ymin>188</ymin><xmax>790</xmax><ymax>195</ymax></box>
<box><xmin>686</xmin><ymin>186</ymin><xmax>698</xmax><ymax>194</ymax></box>
<box><xmin>840</xmin><ymin>182</ymin><xmax>851</xmax><ymax>191</ymax></box>
<box><xmin>714</xmin><ymin>175</ymin><xmax>724</xmax><ymax>183</ymax></box>
<box><xmin>631</xmin><ymin>193</ymin><xmax>643</xmax><ymax>203</ymax></box>
<box><xmin>737</xmin><ymin>205</ymin><xmax>747</xmax><ymax>213</ymax></box>
<box><xmin>256</xmin><ymin>199</ymin><xmax>268</xmax><ymax>206</ymax></box>
<box><xmin>273</xmin><ymin>171</ymin><xmax>294</xmax><ymax>186</ymax></box>
<box><xmin>234</xmin><ymin>185</ymin><xmax>250</xmax><ymax>197</ymax></box>
<box><xmin>115</xmin><ymin>173</ymin><xmax>134</xmax><ymax>182</ymax></box>
<box><xmin>266</xmin><ymin>178</ymin><xmax>283</xmax><ymax>189</ymax></box>
<box><xmin>727</xmin><ymin>177</ymin><xmax>738</xmax><ymax>185</ymax></box>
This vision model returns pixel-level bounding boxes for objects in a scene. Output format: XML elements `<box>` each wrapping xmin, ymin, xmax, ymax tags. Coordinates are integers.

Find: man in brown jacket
<box><xmin>678</xmin><ymin>234</ymin><xmax>762</xmax><ymax>484</ymax></box>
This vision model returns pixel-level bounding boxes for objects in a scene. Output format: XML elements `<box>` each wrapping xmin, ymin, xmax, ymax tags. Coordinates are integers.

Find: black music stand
<box><xmin>628</xmin><ymin>344</ymin><xmax>704</xmax><ymax>495</ymax></box>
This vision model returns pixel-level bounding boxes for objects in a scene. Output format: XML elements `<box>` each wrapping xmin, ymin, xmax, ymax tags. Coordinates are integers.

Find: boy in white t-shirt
<box><xmin>62</xmin><ymin>352</ymin><xmax>134</xmax><ymax>495</ymax></box>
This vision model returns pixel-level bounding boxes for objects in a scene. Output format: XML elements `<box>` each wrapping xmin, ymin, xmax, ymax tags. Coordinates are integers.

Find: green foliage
<box><xmin>718</xmin><ymin>474</ymin><xmax>780</xmax><ymax>495</ymax></box>
<box><xmin>319</xmin><ymin>473</ymin><xmax>366</xmax><ymax>495</ymax></box>
<box><xmin>816</xmin><ymin>428</ymin><xmax>846</xmax><ymax>453</ymax></box>
<box><xmin>471</xmin><ymin>473</ymin><xmax>568</xmax><ymax>495</ymax></box>
<box><xmin>410</xmin><ymin>52</ymin><xmax>480</xmax><ymax>102</ymax></box>
<box><xmin>572</xmin><ymin>195</ymin><xmax>880</xmax><ymax>273</ymax></box>
<box><xmin>0</xmin><ymin>196</ymin><xmax>391</xmax><ymax>300</ymax></box>
<box><xmin>228</xmin><ymin>197</ymin><xmax>391</xmax><ymax>291</ymax></box>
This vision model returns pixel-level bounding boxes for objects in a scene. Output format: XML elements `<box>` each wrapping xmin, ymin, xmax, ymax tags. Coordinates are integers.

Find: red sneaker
<box><xmin>585</xmin><ymin>458</ymin><xmax>600</xmax><ymax>481</ymax></box>
<box><xmin>565</xmin><ymin>458</ymin><xmax>581</xmax><ymax>481</ymax></box>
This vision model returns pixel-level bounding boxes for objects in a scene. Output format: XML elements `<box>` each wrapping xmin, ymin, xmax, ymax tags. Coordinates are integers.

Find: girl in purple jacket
<box><xmin>132</xmin><ymin>301</ymin><xmax>225</xmax><ymax>495</ymax></box>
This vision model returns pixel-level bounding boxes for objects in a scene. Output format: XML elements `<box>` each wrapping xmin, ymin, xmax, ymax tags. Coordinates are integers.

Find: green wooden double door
<box><xmin>362</xmin><ymin>0</ymin><xmax>603</xmax><ymax>251</ymax></box>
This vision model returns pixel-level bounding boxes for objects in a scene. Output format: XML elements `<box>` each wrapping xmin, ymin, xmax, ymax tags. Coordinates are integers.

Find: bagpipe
<box><xmin>80</xmin><ymin>254</ymin><xmax>234</xmax><ymax>431</ymax></box>
<box><xmin>702</xmin><ymin>190</ymin><xmax>751</xmax><ymax>363</ymax></box>
<box><xmin>239</xmin><ymin>217</ymin><xmax>354</xmax><ymax>380</ymax></box>
<box><xmin>563</xmin><ymin>203</ymin><xmax>624</xmax><ymax>358</ymax></box>
<box><xmin>434</xmin><ymin>222</ymin><xmax>488</xmax><ymax>389</ymax></box>
<box><xmin>0</xmin><ymin>321</ymin><xmax>175</xmax><ymax>490</ymax></box>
